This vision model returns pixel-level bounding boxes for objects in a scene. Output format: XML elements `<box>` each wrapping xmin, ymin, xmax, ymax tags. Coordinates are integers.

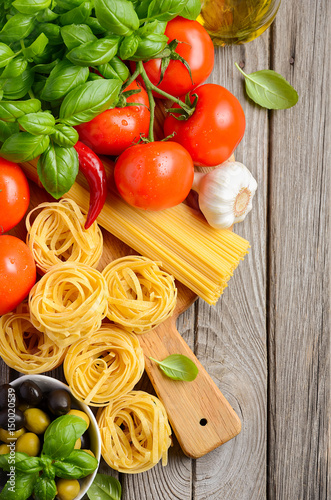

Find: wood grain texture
<box><xmin>267</xmin><ymin>0</ymin><xmax>330</xmax><ymax>499</ymax></box>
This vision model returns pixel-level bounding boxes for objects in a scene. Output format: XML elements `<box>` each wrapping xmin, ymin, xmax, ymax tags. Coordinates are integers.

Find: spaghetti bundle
<box><xmin>97</xmin><ymin>391</ymin><xmax>172</xmax><ymax>473</ymax></box>
<box><xmin>102</xmin><ymin>256</ymin><xmax>177</xmax><ymax>334</ymax></box>
<box><xmin>0</xmin><ymin>303</ymin><xmax>67</xmax><ymax>374</ymax></box>
<box><xmin>29</xmin><ymin>262</ymin><xmax>108</xmax><ymax>347</ymax></box>
<box><xmin>64</xmin><ymin>325</ymin><xmax>145</xmax><ymax>406</ymax></box>
<box><xmin>26</xmin><ymin>198</ymin><xmax>103</xmax><ymax>273</ymax></box>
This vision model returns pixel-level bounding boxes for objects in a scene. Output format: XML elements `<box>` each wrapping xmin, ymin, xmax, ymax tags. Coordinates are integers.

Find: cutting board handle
<box><xmin>139</xmin><ymin>317</ymin><xmax>241</xmax><ymax>458</ymax></box>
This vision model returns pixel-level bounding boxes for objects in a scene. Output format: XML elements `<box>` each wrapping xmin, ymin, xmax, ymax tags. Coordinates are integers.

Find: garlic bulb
<box><xmin>191</xmin><ymin>161</ymin><xmax>257</xmax><ymax>229</ymax></box>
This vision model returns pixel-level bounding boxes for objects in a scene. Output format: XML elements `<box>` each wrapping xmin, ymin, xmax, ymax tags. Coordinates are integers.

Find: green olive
<box><xmin>0</xmin><ymin>444</ymin><xmax>11</xmax><ymax>455</ymax></box>
<box><xmin>67</xmin><ymin>409</ymin><xmax>90</xmax><ymax>429</ymax></box>
<box><xmin>0</xmin><ymin>427</ymin><xmax>25</xmax><ymax>442</ymax></box>
<box><xmin>74</xmin><ymin>438</ymin><xmax>81</xmax><ymax>449</ymax></box>
<box><xmin>15</xmin><ymin>432</ymin><xmax>40</xmax><ymax>456</ymax></box>
<box><xmin>24</xmin><ymin>408</ymin><xmax>51</xmax><ymax>434</ymax></box>
<box><xmin>56</xmin><ymin>478</ymin><xmax>80</xmax><ymax>500</ymax></box>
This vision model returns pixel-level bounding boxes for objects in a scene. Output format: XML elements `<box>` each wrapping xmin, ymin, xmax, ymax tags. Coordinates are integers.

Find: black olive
<box><xmin>0</xmin><ymin>408</ymin><xmax>26</xmax><ymax>430</ymax></box>
<box><xmin>47</xmin><ymin>390</ymin><xmax>71</xmax><ymax>416</ymax></box>
<box><xmin>80</xmin><ymin>431</ymin><xmax>90</xmax><ymax>450</ymax></box>
<box><xmin>17</xmin><ymin>381</ymin><xmax>43</xmax><ymax>406</ymax></box>
<box><xmin>0</xmin><ymin>384</ymin><xmax>18</xmax><ymax>410</ymax></box>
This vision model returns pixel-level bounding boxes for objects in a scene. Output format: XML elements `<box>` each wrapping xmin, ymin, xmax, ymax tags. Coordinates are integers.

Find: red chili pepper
<box><xmin>74</xmin><ymin>141</ymin><xmax>107</xmax><ymax>230</ymax></box>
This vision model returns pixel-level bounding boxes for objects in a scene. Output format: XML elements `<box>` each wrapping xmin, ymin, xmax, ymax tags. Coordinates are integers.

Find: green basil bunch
<box><xmin>0</xmin><ymin>0</ymin><xmax>201</xmax><ymax>198</ymax></box>
<box><xmin>0</xmin><ymin>415</ymin><xmax>98</xmax><ymax>500</ymax></box>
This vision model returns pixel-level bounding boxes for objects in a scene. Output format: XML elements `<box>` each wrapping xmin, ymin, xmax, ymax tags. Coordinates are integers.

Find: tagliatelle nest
<box><xmin>29</xmin><ymin>262</ymin><xmax>108</xmax><ymax>348</ymax></box>
<box><xmin>26</xmin><ymin>198</ymin><xmax>103</xmax><ymax>274</ymax></box>
<box><xmin>0</xmin><ymin>303</ymin><xmax>67</xmax><ymax>374</ymax></box>
<box><xmin>102</xmin><ymin>256</ymin><xmax>177</xmax><ymax>334</ymax></box>
<box><xmin>63</xmin><ymin>325</ymin><xmax>145</xmax><ymax>407</ymax></box>
<box><xmin>97</xmin><ymin>391</ymin><xmax>172</xmax><ymax>473</ymax></box>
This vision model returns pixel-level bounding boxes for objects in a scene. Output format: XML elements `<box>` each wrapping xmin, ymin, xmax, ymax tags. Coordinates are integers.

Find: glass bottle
<box><xmin>197</xmin><ymin>0</ymin><xmax>281</xmax><ymax>45</ymax></box>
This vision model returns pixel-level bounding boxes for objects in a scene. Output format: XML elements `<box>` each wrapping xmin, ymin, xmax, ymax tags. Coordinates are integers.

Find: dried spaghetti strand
<box><xmin>29</xmin><ymin>262</ymin><xmax>108</xmax><ymax>348</ymax></box>
<box><xmin>97</xmin><ymin>391</ymin><xmax>172</xmax><ymax>473</ymax></box>
<box><xmin>26</xmin><ymin>198</ymin><xmax>103</xmax><ymax>274</ymax></box>
<box><xmin>0</xmin><ymin>303</ymin><xmax>67</xmax><ymax>374</ymax></box>
<box><xmin>64</xmin><ymin>325</ymin><xmax>145</xmax><ymax>407</ymax></box>
<box><xmin>102</xmin><ymin>256</ymin><xmax>177</xmax><ymax>334</ymax></box>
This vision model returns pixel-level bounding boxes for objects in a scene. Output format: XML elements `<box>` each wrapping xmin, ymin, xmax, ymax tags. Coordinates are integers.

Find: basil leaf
<box><xmin>0</xmin><ymin>132</ymin><xmax>49</xmax><ymax>161</ymax></box>
<box><xmin>33</xmin><ymin>476</ymin><xmax>57</xmax><ymax>500</ymax></box>
<box><xmin>150</xmin><ymin>354</ymin><xmax>199</xmax><ymax>381</ymax></box>
<box><xmin>0</xmin><ymin>43</ymin><xmax>15</xmax><ymax>68</ymax></box>
<box><xmin>0</xmin><ymin>14</ymin><xmax>36</xmax><ymax>44</ymax></box>
<box><xmin>12</xmin><ymin>0</ymin><xmax>52</xmax><ymax>15</ymax></box>
<box><xmin>133</xmin><ymin>0</ymin><xmax>151</xmax><ymax>20</ymax></box>
<box><xmin>1</xmin><ymin>56</ymin><xmax>28</xmax><ymax>78</ymax></box>
<box><xmin>66</xmin><ymin>36</ymin><xmax>120</xmax><ymax>66</ymax></box>
<box><xmin>36</xmin><ymin>8</ymin><xmax>59</xmax><ymax>22</ymax></box>
<box><xmin>59</xmin><ymin>78</ymin><xmax>121</xmax><ymax>126</ymax></box>
<box><xmin>61</xmin><ymin>24</ymin><xmax>96</xmax><ymax>50</ymax></box>
<box><xmin>23</xmin><ymin>33</ymin><xmax>49</xmax><ymax>60</ymax></box>
<box><xmin>0</xmin><ymin>452</ymin><xmax>30</xmax><ymax>471</ymax></box>
<box><xmin>33</xmin><ymin>58</ymin><xmax>59</xmax><ymax>74</ymax></box>
<box><xmin>129</xmin><ymin>33</ymin><xmax>168</xmax><ymax>61</ymax></box>
<box><xmin>147</xmin><ymin>0</ymin><xmax>188</xmax><ymax>22</ymax></box>
<box><xmin>119</xmin><ymin>34</ymin><xmax>139</xmax><ymax>60</ymax></box>
<box><xmin>53</xmin><ymin>450</ymin><xmax>98</xmax><ymax>479</ymax></box>
<box><xmin>0</xmin><ymin>120</ymin><xmax>19</xmax><ymax>141</ymax></box>
<box><xmin>40</xmin><ymin>455</ymin><xmax>55</xmax><ymax>480</ymax></box>
<box><xmin>15</xmin><ymin>456</ymin><xmax>43</xmax><ymax>474</ymax></box>
<box><xmin>50</xmin><ymin>123</ymin><xmax>78</xmax><ymax>147</ymax></box>
<box><xmin>180</xmin><ymin>0</ymin><xmax>201</xmax><ymax>20</ymax></box>
<box><xmin>0</xmin><ymin>98</ymin><xmax>41</xmax><ymax>121</ymax></box>
<box><xmin>87</xmin><ymin>473</ymin><xmax>121</xmax><ymax>500</ymax></box>
<box><xmin>56</xmin><ymin>0</ymin><xmax>84</xmax><ymax>8</ymax></box>
<box><xmin>42</xmin><ymin>414</ymin><xmax>87</xmax><ymax>458</ymax></box>
<box><xmin>235</xmin><ymin>63</ymin><xmax>299</xmax><ymax>110</ymax></box>
<box><xmin>41</xmin><ymin>60</ymin><xmax>89</xmax><ymax>101</ymax></box>
<box><xmin>97</xmin><ymin>56</ymin><xmax>129</xmax><ymax>81</ymax></box>
<box><xmin>34</xmin><ymin>23</ymin><xmax>62</xmax><ymax>46</ymax></box>
<box><xmin>18</xmin><ymin>111</ymin><xmax>55</xmax><ymax>135</ymax></box>
<box><xmin>136</xmin><ymin>20</ymin><xmax>159</xmax><ymax>36</ymax></box>
<box><xmin>0</xmin><ymin>472</ymin><xmax>38</xmax><ymax>500</ymax></box>
<box><xmin>0</xmin><ymin>67</ymin><xmax>34</xmax><ymax>99</ymax></box>
<box><xmin>94</xmin><ymin>0</ymin><xmax>139</xmax><ymax>36</ymax></box>
<box><xmin>60</xmin><ymin>1</ymin><xmax>92</xmax><ymax>26</ymax></box>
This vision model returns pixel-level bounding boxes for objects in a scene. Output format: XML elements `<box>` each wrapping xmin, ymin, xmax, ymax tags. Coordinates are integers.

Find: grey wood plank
<box><xmin>268</xmin><ymin>0</ymin><xmax>330</xmax><ymax>498</ymax></box>
<box><xmin>193</xmin><ymin>33</ymin><xmax>269</xmax><ymax>499</ymax></box>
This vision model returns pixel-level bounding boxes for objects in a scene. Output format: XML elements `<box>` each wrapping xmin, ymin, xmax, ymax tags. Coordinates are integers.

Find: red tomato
<box><xmin>0</xmin><ymin>235</ymin><xmax>36</xmax><ymax>315</ymax></box>
<box><xmin>164</xmin><ymin>84</ymin><xmax>246</xmax><ymax>166</ymax></box>
<box><xmin>0</xmin><ymin>158</ymin><xmax>30</xmax><ymax>234</ymax></box>
<box><xmin>114</xmin><ymin>141</ymin><xmax>194</xmax><ymax>210</ymax></box>
<box><xmin>132</xmin><ymin>17</ymin><xmax>214</xmax><ymax>98</ymax></box>
<box><xmin>75</xmin><ymin>80</ymin><xmax>150</xmax><ymax>156</ymax></box>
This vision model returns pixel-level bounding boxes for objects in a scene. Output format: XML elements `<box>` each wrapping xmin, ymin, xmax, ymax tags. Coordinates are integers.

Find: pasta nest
<box><xmin>29</xmin><ymin>262</ymin><xmax>108</xmax><ymax>348</ymax></box>
<box><xmin>97</xmin><ymin>391</ymin><xmax>172</xmax><ymax>473</ymax></box>
<box><xmin>64</xmin><ymin>325</ymin><xmax>145</xmax><ymax>407</ymax></box>
<box><xmin>0</xmin><ymin>303</ymin><xmax>67</xmax><ymax>374</ymax></box>
<box><xmin>102</xmin><ymin>256</ymin><xmax>177</xmax><ymax>334</ymax></box>
<box><xmin>26</xmin><ymin>198</ymin><xmax>103</xmax><ymax>274</ymax></box>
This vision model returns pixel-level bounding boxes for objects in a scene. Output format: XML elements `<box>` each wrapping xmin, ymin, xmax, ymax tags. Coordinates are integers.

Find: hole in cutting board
<box><xmin>199</xmin><ymin>418</ymin><xmax>208</xmax><ymax>426</ymax></box>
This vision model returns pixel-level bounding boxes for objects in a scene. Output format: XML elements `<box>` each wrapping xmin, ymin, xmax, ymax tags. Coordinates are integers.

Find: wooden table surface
<box><xmin>1</xmin><ymin>0</ymin><xmax>329</xmax><ymax>498</ymax></box>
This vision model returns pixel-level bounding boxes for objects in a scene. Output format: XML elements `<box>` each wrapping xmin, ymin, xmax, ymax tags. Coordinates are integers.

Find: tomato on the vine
<box><xmin>0</xmin><ymin>235</ymin><xmax>36</xmax><ymax>315</ymax></box>
<box><xmin>164</xmin><ymin>84</ymin><xmax>246</xmax><ymax>167</ymax></box>
<box><xmin>0</xmin><ymin>158</ymin><xmax>30</xmax><ymax>234</ymax></box>
<box><xmin>75</xmin><ymin>80</ymin><xmax>150</xmax><ymax>156</ymax></box>
<box><xmin>114</xmin><ymin>141</ymin><xmax>194</xmax><ymax>211</ymax></box>
<box><xmin>132</xmin><ymin>17</ymin><xmax>214</xmax><ymax>98</ymax></box>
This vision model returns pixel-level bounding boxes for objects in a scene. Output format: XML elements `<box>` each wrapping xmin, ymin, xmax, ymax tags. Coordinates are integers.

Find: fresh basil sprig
<box><xmin>150</xmin><ymin>354</ymin><xmax>199</xmax><ymax>381</ymax></box>
<box><xmin>87</xmin><ymin>473</ymin><xmax>122</xmax><ymax>500</ymax></box>
<box><xmin>235</xmin><ymin>63</ymin><xmax>299</xmax><ymax>110</ymax></box>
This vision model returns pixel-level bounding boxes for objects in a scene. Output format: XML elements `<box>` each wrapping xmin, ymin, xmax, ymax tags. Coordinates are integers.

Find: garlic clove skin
<box><xmin>192</xmin><ymin>161</ymin><xmax>257</xmax><ymax>229</ymax></box>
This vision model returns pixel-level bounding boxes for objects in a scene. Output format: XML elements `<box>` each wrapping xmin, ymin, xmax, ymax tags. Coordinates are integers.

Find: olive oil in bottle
<box><xmin>197</xmin><ymin>0</ymin><xmax>281</xmax><ymax>45</ymax></box>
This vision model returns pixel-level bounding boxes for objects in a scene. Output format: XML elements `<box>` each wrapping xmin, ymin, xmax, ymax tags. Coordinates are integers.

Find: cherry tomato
<box><xmin>132</xmin><ymin>17</ymin><xmax>214</xmax><ymax>98</ymax></box>
<box><xmin>164</xmin><ymin>84</ymin><xmax>246</xmax><ymax>167</ymax></box>
<box><xmin>75</xmin><ymin>80</ymin><xmax>150</xmax><ymax>156</ymax></box>
<box><xmin>0</xmin><ymin>235</ymin><xmax>36</xmax><ymax>315</ymax></box>
<box><xmin>114</xmin><ymin>141</ymin><xmax>194</xmax><ymax>211</ymax></box>
<box><xmin>0</xmin><ymin>158</ymin><xmax>30</xmax><ymax>234</ymax></box>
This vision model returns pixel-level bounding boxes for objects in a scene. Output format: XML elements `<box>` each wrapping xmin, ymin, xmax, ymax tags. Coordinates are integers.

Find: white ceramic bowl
<box><xmin>11</xmin><ymin>374</ymin><xmax>101</xmax><ymax>500</ymax></box>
